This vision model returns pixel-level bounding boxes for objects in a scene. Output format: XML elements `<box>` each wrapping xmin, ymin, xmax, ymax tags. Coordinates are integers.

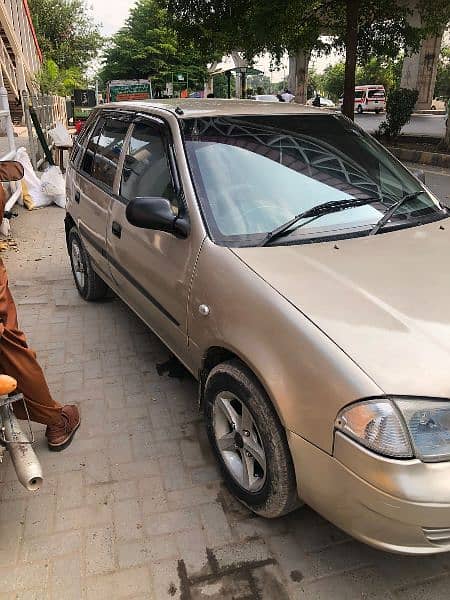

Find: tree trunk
<box><xmin>342</xmin><ymin>0</ymin><xmax>360</xmax><ymax>120</ymax></box>
<box><xmin>443</xmin><ymin>114</ymin><xmax>450</xmax><ymax>150</ymax></box>
<box><xmin>289</xmin><ymin>51</ymin><xmax>310</xmax><ymax>104</ymax></box>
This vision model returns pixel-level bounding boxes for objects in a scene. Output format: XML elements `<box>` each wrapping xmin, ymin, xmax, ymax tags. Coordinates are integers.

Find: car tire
<box><xmin>204</xmin><ymin>359</ymin><xmax>299</xmax><ymax>518</ymax></box>
<box><xmin>68</xmin><ymin>227</ymin><xmax>108</xmax><ymax>301</ymax></box>
<box><xmin>357</xmin><ymin>105</ymin><xmax>363</xmax><ymax>114</ymax></box>
<box><xmin>375</xmin><ymin>109</ymin><xmax>380</xmax><ymax>114</ymax></box>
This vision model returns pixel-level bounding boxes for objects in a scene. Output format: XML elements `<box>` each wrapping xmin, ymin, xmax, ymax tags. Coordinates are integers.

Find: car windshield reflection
<box><xmin>182</xmin><ymin>114</ymin><xmax>444</xmax><ymax>246</ymax></box>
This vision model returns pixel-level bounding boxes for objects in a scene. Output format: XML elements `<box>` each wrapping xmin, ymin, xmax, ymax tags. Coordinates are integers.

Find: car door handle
<box><xmin>112</xmin><ymin>221</ymin><xmax>122</xmax><ymax>238</ymax></box>
<box><xmin>74</xmin><ymin>190</ymin><xmax>80</xmax><ymax>204</ymax></box>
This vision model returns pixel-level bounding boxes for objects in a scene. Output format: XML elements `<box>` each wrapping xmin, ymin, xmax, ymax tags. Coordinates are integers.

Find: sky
<box><xmin>91</xmin><ymin>0</ymin><xmax>134</xmax><ymax>36</ymax></box>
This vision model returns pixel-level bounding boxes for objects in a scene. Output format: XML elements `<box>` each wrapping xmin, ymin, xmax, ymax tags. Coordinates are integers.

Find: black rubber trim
<box><xmin>78</xmin><ymin>223</ymin><xmax>180</xmax><ymax>327</ymax></box>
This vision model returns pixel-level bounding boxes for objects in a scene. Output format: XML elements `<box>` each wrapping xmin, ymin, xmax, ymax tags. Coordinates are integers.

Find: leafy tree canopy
<box><xmin>29</xmin><ymin>0</ymin><xmax>103</xmax><ymax>71</ymax></box>
<box><xmin>35</xmin><ymin>59</ymin><xmax>86</xmax><ymax>95</ymax></box>
<box><xmin>99</xmin><ymin>0</ymin><xmax>218</xmax><ymax>90</ymax></box>
<box><xmin>319</xmin><ymin>57</ymin><xmax>403</xmax><ymax>101</ymax></box>
<box><xmin>167</xmin><ymin>0</ymin><xmax>449</xmax><ymax>118</ymax></box>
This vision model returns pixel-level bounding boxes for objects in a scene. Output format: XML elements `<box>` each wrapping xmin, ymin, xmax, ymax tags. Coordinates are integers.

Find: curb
<box><xmin>388</xmin><ymin>146</ymin><xmax>450</xmax><ymax>168</ymax></box>
<box><xmin>413</xmin><ymin>110</ymin><xmax>446</xmax><ymax>116</ymax></box>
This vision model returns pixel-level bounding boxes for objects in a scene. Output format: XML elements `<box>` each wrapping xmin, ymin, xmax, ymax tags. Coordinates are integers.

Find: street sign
<box><xmin>176</xmin><ymin>74</ymin><xmax>185</xmax><ymax>81</ymax></box>
<box><xmin>108</xmin><ymin>82</ymin><xmax>152</xmax><ymax>102</ymax></box>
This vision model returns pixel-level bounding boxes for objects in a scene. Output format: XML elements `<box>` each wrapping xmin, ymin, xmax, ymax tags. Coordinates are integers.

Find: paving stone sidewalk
<box><xmin>1</xmin><ymin>206</ymin><xmax>449</xmax><ymax>600</ymax></box>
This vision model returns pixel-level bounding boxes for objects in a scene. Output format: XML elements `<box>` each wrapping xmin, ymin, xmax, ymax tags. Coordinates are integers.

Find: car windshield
<box><xmin>182</xmin><ymin>114</ymin><xmax>445</xmax><ymax>246</ymax></box>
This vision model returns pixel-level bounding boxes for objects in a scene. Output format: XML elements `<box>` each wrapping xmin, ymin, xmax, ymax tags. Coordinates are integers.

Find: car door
<box><xmin>76</xmin><ymin>114</ymin><xmax>131</xmax><ymax>281</ymax></box>
<box><xmin>106</xmin><ymin>115</ymin><xmax>200</xmax><ymax>363</ymax></box>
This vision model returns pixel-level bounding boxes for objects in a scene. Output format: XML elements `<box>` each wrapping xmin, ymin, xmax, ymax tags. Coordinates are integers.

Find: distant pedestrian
<box><xmin>312</xmin><ymin>94</ymin><xmax>321</xmax><ymax>107</ymax></box>
<box><xmin>281</xmin><ymin>89</ymin><xmax>295</xmax><ymax>103</ymax></box>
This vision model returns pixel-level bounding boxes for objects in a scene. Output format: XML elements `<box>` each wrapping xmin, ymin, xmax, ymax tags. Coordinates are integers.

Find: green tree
<box><xmin>356</xmin><ymin>57</ymin><xmax>403</xmax><ymax>91</ymax></box>
<box><xmin>35</xmin><ymin>58</ymin><xmax>86</xmax><ymax>95</ymax></box>
<box><xmin>321</xmin><ymin>62</ymin><xmax>346</xmax><ymax>101</ymax></box>
<box><xmin>212</xmin><ymin>73</ymin><xmax>236</xmax><ymax>98</ymax></box>
<box><xmin>167</xmin><ymin>0</ymin><xmax>450</xmax><ymax>119</ymax></box>
<box><xmin>307</xmin><ymin>68</ymin><xmax>324</xmax><ymax>97</ymax></box>
<box><xmin>434</xmin><ymin>47</ymin><xmax>450</xmax><ymax>99</ymax></box>
<box><xmin>29</xmin><ymin>0</ymin><xmax>102</xmax><ymax>70</ymax></box>
<box><xmin>99</xmin><ymin>0</ymin><xmax>215</xmax><ymax>92</ymax></box>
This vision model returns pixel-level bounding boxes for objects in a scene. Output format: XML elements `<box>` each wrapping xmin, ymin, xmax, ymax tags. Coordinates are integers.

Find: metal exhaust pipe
<box><xmin>0</xmin><ymin>406</ymin><xmax>43</xmax><ymax>491</ymax></box>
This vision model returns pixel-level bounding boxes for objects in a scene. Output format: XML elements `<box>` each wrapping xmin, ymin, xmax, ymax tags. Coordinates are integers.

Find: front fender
<box><xmin>188</xmin><ymin>239</ymin><xmax>381</xmax><ymax>454</ymax></box>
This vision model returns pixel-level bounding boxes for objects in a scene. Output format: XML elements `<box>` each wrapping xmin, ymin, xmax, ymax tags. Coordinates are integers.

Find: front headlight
<box><xmin>395</xmin><ymin>399</ymin><xmax>450</xmax><ymax>462</ymax></box>
<box><xmin>336</xmin><ymin>398</ymin><xmax>450</xmax><ymax>462</ymax></box>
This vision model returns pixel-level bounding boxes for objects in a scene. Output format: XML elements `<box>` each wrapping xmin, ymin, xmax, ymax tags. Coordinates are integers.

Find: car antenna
<box><xmin>175</xmin><ymin>106</ymin><xmax>184</xmax><ymax>115</ymax></box>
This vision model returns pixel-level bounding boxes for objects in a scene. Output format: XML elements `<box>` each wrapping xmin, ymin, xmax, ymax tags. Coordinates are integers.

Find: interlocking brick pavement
<box><xmin>0</xmin><ymin>205</ymin><xmax>449</xmax><ymax>599</ymax></box>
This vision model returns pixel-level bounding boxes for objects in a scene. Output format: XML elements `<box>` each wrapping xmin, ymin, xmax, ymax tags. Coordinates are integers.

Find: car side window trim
<box><xmin>117</xmin><ymin>115</ymin><xmax>184</xmax><ymax>206</ymax></box>
<box><xmin>79</xmin><ymin>115</ymin><xmax>132</xmax><ymax>192</ymax></box>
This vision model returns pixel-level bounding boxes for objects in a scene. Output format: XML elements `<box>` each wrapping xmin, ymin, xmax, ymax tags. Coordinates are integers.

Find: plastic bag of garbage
<box><xmin>15</xmin><ymin>147</ymin><xmax>51</xmax><ymax>209</ymax></box>
<box><xmin>48</xmin><ymin>122</ymin><xmax>72</xmax><ymax>147</ymax></box>
<box><xmin>40</xmin><ymin>165</ymin><xmax>66</xmax><ymax>208</ymax></box>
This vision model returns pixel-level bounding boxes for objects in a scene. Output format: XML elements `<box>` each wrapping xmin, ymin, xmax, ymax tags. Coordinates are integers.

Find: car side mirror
<box><xmin>125</xmin><ymin>196</ymin><xmax>190</xmax><ymax>238</ymax></box>
<box><xmin>412</xmin><ymin>169</ymin><xmax>425</xmax><ymax>184</ymax></box>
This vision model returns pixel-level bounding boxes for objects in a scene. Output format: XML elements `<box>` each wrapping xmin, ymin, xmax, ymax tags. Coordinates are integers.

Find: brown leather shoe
<box><xmin>46</xmin><ymin>405</ymin><xmax>80</xmax><ymax>452</ymax></box>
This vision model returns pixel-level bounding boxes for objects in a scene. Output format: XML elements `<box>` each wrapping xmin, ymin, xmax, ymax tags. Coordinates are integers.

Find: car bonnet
<box><xmin>232</xmin><ymin>220</ymin><xmax>450</xmax><ymax>397</ymax></box>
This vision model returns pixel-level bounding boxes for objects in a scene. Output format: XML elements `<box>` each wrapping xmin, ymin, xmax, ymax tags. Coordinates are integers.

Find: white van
<box><xmin>340</xmin><ymin>85</ymin><xmax>386</xmax><ymax>114</ymax></box>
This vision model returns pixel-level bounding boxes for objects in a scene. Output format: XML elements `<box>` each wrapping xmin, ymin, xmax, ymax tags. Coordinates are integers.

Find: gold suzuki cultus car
<box><xmin>66</xmin><ymin>99</ymin><xmax>450</xmax><ymax>554</ymax></box>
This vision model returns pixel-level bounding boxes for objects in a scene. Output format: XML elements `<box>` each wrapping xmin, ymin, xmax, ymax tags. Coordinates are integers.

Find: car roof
<box><xmin>100</xmin><ymin>98</ymin><xmax>328</xmax><ymax>119</ymax></box>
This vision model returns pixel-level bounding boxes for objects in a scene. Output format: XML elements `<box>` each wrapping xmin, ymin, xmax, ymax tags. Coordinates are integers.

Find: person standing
<box><xmin>0</xmin><ymin>161</ymin><xmax>80</xmax><ymax>451</ymax></box>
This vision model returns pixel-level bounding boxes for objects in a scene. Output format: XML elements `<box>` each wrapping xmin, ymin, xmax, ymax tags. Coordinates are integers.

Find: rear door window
<box><xmin>91</xmin><ymin>119</ymin><xmax>130</xmax><ymax>188</ymax></box>
<box><xmin>119</xmin><ymin>121</ymin><xmax>178</xmax><ymax>210</ymax></box>
<box><xmin>81</xmin><ymin>116</ymin><xmax>130</xmax><ymax>189</ymax></box>
<box><xmin>81</xmin><ymin>116</ymin><xmax>105</xmax><ymax>176</ymax></box>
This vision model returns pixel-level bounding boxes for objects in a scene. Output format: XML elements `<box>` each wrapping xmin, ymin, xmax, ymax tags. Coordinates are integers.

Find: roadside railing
<box><xmin>23</xmin><ymin>92</ymin><xmax>68</xmax><ymax>169</ymax></box>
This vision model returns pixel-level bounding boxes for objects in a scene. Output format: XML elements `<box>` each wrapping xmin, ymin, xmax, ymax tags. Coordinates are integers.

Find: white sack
<box><xmin>40</xmin><ymin>165</ymin><xmax>66</xmax><ymax>208</ymax></box>
<box><xmin>15</xmin><ymin>147</ymin><xmax>51</xmax><ymax>208</ymax></box>
<box><xmin>48</xmin><ymin>122</ymin><xmax>72</xmax><ymax>147</ymax></box>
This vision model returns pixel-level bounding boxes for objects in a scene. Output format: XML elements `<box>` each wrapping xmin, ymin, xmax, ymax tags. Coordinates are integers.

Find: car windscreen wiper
<box><xmin>369</xmin><ymin>191</ymin><xmax>425</xmax><ymax>235</ymax></box>
<box><xmin>260</xmin><ymin>197</ymin><xmax>382</xmax><ymax>247</ymax></box>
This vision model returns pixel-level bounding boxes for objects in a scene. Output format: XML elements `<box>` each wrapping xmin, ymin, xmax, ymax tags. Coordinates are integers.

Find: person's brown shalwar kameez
<box><xmin>0</xmin><ymin>161</ymin><xmax>62</xmax><ymax>425</ymax></box>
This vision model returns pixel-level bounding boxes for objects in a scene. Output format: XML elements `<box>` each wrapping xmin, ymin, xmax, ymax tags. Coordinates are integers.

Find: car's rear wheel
<box><xmin>68</xmin><ymin>227</ymin><xmax>108</xmax><ymax>301</ymax></box>
<box><xmin>375</xmin><ymin>109</ymin><xmax>381</xmax><ymax>114</ymax></box>
<box><xmin>204</xmin><ymin>359</ymin><xmax>299</xmax><ymax>518</ymax></box>
<box><xmin>357</xmin><ymin>105</ymin><xmax>363</xmax><ymax>114</ymax></box>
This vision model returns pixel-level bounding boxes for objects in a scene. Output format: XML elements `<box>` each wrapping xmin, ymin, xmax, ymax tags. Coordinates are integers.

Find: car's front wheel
<box><xmin>204</xmin><ymin>359</ymin><xmax>299</xmax><ymax>518</ymax></box>
<box><xmin>68</xmin><ymin>227</ymin><xmax>108</xmax><ymax>301</ymax></box>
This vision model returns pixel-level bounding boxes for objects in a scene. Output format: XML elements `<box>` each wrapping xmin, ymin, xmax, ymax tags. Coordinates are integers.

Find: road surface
<box><xmin>356</xmin><ymin>113</ymin><xmax>447</xmax><ymax>138</ymax></box>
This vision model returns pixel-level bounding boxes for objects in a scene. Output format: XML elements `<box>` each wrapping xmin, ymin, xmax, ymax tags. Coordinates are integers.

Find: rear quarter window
<box><xmin>80</xmin><ymin>116</ymin><xmax>130</xmax><ymax>189</ymax></box>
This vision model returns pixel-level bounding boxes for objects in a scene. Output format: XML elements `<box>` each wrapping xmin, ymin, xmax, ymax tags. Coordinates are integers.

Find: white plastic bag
<box><xmin>15</xmin><ymin>147</ymin><xmax>51</xmax><ymax>208</ymax></box>
<box><xmin>48</xmin><ymin>122</ymin><xmax>72</xmax><ymax>147</ymax></box>
<box><xmin>40</xmin><ymin>165</ymin><xmax>66</xmax><ymax>208</ymax></box>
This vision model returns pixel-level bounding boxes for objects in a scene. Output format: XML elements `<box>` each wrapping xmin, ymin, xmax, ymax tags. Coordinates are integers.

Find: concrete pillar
<box><xmin>288</xmin><ymin>50</ymin><xmax>310</xmax><ymax>104</ymax></box>
<box><xmin>401</xmin><ymin>33</ymin><xmax>443</xmax><ymax>110</ymax></box>
<box><xmin>231</xmin><ymin>51</ymin><xmax>248</xmax><ymax>99</ymax></box>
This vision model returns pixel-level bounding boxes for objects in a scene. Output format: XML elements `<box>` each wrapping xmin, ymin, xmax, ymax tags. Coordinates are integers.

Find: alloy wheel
<box><xmin>213</xmin><ymin>391</ymin><xmax>267</xmax><ymax>492</ymax></box>
<box><xmin>71</xmin><ymin>240</ymin><xmax>85</xmax><ymax>289</ymax></box>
